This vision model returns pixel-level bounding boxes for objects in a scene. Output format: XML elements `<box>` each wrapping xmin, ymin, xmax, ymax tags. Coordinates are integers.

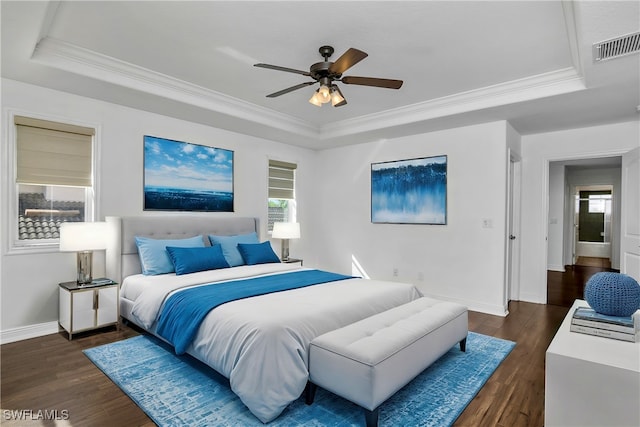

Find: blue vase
<box><xmin>584</xmin><ymin>272</ymin><xmax>640</xmax><ymax>317</ymax></box>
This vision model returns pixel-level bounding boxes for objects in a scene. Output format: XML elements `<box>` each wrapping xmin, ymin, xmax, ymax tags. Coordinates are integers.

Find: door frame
<box><xmin>620</xmin><ymin>147</ymin><xmax>640</xmax><ymax>279</ymax></box>
<box><xmin>543</xmin><ymin>149</ymin><xmax>628</xmax><ymax>303</ymax></box>
<box><xmin>572</xmin><ymin>184</ymin><xmax>614</xmax><ymax>263</ymax></box>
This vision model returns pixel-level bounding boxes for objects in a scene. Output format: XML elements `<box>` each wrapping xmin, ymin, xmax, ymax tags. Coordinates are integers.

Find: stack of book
<box><xmin>570</xmin><ymin>306</ymin><xmax>639</xmax><ymax>342</ymax></box>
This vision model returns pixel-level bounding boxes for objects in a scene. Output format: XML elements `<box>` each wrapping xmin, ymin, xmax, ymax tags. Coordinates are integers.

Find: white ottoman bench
<box><xmin>306</xmin><ymin>297</ymin><xmax>468</xmax><ymax>427</ymax></box>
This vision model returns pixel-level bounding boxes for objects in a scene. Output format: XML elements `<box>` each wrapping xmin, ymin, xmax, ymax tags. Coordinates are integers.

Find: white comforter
<box><xmin>123</xmin><ymin>264</ymin><xmax>422</xmax><ymax>423</ymax></box>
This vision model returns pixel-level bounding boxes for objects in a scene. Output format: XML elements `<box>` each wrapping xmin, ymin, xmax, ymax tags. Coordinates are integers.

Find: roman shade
<box><xmin>268</xmin><ymin>160</ymin><xmax>296</xmax><ymax>200</ymax></box>
<box><xmin>15</xmin><ymin>116</ymin><xmax>94</xmax><ymax>187</ymax></box>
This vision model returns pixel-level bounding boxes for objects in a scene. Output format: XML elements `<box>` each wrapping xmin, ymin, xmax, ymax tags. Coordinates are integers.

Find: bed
<box><xmin>105</xmin><ymin>215</ymin><xmax>422</xmax><ymax>423</ymax></box>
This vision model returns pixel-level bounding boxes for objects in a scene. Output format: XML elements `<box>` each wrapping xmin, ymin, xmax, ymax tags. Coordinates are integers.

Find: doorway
<box><xmin>546</xmin><ymin>157</ymin><xmax>622</xmax><ymax>306</ymax></box>
<box><xmin>573</xmin><ymin>185</ymin><xmax>613</xmax><ymax>267</ymax></box>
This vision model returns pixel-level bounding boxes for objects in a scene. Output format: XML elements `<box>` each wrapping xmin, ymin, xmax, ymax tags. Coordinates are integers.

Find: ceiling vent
<box><xmin>593</xmin><ymin>31</ymin><xmax>640</xmax><ymax>62</ymax></box>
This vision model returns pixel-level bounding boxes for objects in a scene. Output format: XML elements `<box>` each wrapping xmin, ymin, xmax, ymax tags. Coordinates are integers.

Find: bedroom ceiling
<box><xmin>2</xmin><ymin>1</ymin><xmax>639</xmax><ymax>150</ymax></box>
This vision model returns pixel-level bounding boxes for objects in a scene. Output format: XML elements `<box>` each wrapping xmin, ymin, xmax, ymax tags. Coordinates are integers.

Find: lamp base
<box><xmin>281</xmin><ymin>239</ymin><xmax>290</xmax><ymax>262</ymax></box>
<box><xmin>76</xmin><ymin>250</ymin><xmax>93</xmax><ymax>285</ymax></box>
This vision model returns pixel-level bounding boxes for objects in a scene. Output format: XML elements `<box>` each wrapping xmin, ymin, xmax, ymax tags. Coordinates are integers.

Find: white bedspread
<box><xmin>123</xmin><ymin>265</ymin><xmax>422</xmax><ymax>423</ymax></box>
<box><xmin>124</xmin><ymin>263</ymin><xmax>302</xmax><ymax>328</ymax></box>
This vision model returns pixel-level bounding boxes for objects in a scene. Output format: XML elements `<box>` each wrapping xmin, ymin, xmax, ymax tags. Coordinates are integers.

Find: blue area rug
<box><xmin>84</xmin><ymin>332</ymin><xmax>514</xmax><ymax>426</ymax></box>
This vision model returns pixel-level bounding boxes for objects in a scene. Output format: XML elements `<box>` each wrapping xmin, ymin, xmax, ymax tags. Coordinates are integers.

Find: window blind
<box><xmin>15</xmin><ymin>116</ymin><xmax>94</xmax><ymax>187</ymax></box>
<box><xmin>268</xmin><ymin>160</ymin><xmax>296</xmax><ymax>199</ymax></box>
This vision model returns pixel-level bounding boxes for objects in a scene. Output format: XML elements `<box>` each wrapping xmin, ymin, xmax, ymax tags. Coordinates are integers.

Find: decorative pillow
<box><xmin>134</xmin><ymin>235</ymin><xmax>204</xmax><ymax>275</ymax></box>
<box><xmin>237</xmin><ymin>241</ymin><xmax>281</xmax><ymax>266</ymax></box>
<box><xmin>166</xmin><ymin>245</ymin><xmax>230</xmax><ymax>275</ymax></box>
<box><xmin>208</xmin><ymin>232</ymin><xmax>259</xmax><ymax>267</ymax></box>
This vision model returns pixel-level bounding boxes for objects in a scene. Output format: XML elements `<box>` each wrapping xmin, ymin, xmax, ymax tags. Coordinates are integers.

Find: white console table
<box><xmin>545</xmin><ymin>299</ymin><xmax>640</xmax><ymax>427</ymax></box>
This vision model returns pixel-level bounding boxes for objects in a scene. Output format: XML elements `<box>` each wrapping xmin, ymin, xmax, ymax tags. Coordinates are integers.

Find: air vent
<box><xmin>593</xmin><ymin>31</ymin><xmax>640</xmax><ymax>62</ymax></box>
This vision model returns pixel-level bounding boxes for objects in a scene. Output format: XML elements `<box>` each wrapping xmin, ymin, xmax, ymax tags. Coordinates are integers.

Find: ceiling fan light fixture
<box><xmin>257</xmin><ymin>45</ymin><xmax>402</xmax><ymax>106</ymax></box>
<box><xmin>309</xmin><ymin>90</ymin><xmax>323</xmax><ymax>107</ymax></box>
<box><xmin>330</xmin><ymin>85</ymin><xmax>345</xmax><ymax>107</ymax></box>
<box><xmin>318</xmin><ymin>84</ymin><xmax>331</xmax><ymax>103</ymax></box>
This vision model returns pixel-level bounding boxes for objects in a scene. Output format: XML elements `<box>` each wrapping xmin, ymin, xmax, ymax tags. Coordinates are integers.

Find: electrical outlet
<box><xmin>482</xmin><ymin>219</ymin><xmax>493</xmax><ymax>228</ymax></box>
<box><xmin>393</xmin><ymin>268</ymin><xmax>399</xmax><ymax>277</ymax></box>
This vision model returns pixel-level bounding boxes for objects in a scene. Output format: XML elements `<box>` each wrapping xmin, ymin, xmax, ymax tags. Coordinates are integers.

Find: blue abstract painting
<box><xmin>143</xmin><ymin>135</ymin><xmax>234</xmax><ymax>212</ymax></box>
<box><xmin>371</xmin><ymin>155</ymin><xmax>447</xmax><ymax>224</ymax></box>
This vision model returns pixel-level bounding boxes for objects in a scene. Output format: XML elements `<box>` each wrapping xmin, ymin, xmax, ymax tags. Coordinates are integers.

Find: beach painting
<box><xmin>371</xmin><ymin>155</ymin><xmax>447</xmax><ymax>224</ymax></box>
<box><xmin>143</xmin><ymin>135</ymin><xmax>234</xmax><ymax>212</ymax></box>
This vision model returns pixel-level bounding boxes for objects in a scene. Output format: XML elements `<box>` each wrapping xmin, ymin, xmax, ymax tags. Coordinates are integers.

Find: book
<box><xmin>570</xmin><ymin>323</ymin><xmax>638</xmax><ymax>342</ymax></box>
<box><xmin>76</xmin><ymin>278</ymin><xmax>117</xmax><ymax>288</ymax></box>
<box><xmin>91</xmin><ymin>277</ymin><xmax>116</xmax><ymax>285</ymax></box>
<box><xmin>571</xmin><ymin>317</ymin><xmax>636</xmax><ymax>334</ymax></box>
<box><xmin>572</xmin><ymin>307</ymin><xmax>636</xmax><ymax>328</ymax></box>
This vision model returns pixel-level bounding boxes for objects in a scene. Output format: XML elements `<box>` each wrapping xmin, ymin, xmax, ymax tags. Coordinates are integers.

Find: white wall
<box><xmin>310</xmin><ymin>121</ymin><xmax>514</xmax><ymax>316</ymax></box>
<box><xmin>519</xmin><ymin>121</ymin><xmax>639</xmax><ymax>304</ymax></box>
<box><xmin>1</xmin><ymin>79</ymin><xmax>316</xmax><ymax>341</ymax></box>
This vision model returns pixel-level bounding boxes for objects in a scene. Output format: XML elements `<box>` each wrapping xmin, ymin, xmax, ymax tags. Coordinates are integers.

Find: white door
<box><xmin>620</xmin><ymin>147</ymin><xmax>639</xmax><ymax>280</ymax></box>
<box><xmin>505</xmin><ymin>153</ymin><xmax>521</xmax><ymax>306</ymax></box>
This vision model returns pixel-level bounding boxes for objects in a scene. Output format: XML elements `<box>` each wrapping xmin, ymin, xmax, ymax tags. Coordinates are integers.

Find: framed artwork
<box><xmin>371</xmin><ymin>155</ymin><xmax>447</xmax><ymax>224</ymax></box>
<box><xmin>143</xmin><ymin>135</ymin><xmax>234</xmax><ymax>212</ymax></box>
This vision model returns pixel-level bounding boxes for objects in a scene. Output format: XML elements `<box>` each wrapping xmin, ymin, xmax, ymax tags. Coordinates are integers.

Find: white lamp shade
<box><xmin>272</xmin><ymin>222</ymin><xmax>300</xmax><ymax>239</ymax></box>
<box><xmin>59</xmin><ymin>222</ymin><xmax>108</xmax><ymax>251</ymax></box>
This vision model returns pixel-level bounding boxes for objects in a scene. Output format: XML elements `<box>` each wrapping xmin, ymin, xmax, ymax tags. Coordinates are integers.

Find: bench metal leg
<box><xmin>305</xmin><ymin>381</ymin><xmax>317</xmax><ymax>405</ymax></box>
<box><xmin>364</xmin><ymin>407</ymin><xmax>379</xmax><ymax>427</ymax></box>
<box><xmin>459</xmin><ymin>336</ymin><xmax>467</xmax><ymax>352</ymax></box>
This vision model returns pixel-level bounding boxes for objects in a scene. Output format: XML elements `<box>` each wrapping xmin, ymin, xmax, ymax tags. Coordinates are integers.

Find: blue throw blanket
<box><xmin>156</xmin><ymin>269</ymin><xmax>353</xmax><ymax>354</ymax></box>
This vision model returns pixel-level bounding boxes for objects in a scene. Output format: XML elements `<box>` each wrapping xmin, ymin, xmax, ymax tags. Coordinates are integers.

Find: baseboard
<box><xmin>420</xmin><ymin>292</ymin><xmax>508</xmax><ymax>317</ymax></box>
<box><xmin>547</xmin><ymin>264</ymin><xmax>566</xmax><ymax>272</ymax></box>
<box><xmin>1</xmin><ymin>321</ymin><xmax>59</xmax><ymax>344</ymax></box>
<box><xmin>519</xmin><ymin>292</ymin><xmax>547</xmax><ymax>305</ymax></box>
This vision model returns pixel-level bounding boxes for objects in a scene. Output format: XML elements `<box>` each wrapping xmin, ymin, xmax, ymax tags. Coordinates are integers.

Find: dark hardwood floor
<box><xmin>7</xmin><ymin>258</ymin><xmax>614</xmax><ymax>427</ymax></box>
<box><xmin>547</xmin><ymin>257</ymin><xmax>617</xmax><ymax>307</ymax></box>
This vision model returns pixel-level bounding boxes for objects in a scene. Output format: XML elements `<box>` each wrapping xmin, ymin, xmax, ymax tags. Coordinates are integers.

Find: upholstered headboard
<box><xmin>105</xmin><ymin>215</ymin><xmax>258</xmax><ymax>284</ymax></box>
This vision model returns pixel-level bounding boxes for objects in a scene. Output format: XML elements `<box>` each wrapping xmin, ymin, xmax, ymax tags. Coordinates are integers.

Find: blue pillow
<box><xmin>237</xmin><ymin>241</ymin><xmax>281</xmax><ymax>265</ymax></box>
<box><xmin>208</xmin><ymin>232</ymin><xmax>259</xmax><ymax>267</ymax></box>
<box><xmin>166</xmin><ymin>245</ymin><xmax>230</xmax><ymax>275</ymax></box>
<box><xmin>135</xmin><ymin>235</ymin><xmax>204</xmax><ymax>275</ymax></box>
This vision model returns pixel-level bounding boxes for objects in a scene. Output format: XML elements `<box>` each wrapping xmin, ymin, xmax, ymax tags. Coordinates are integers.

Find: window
<box><xmin>588</xmin><ymin>194</ymin><xmax>610</xmax><ymax>213</ymax></box>
<box><xmin>13</xmin><ymin>115</ymin><xmax>95</xmax><ymax>247</ymax></box>
<box><xmin>268</xmin><ymin>160</ymin><xmax>297</xmax><ymax>232</ymax></box>
<box><xmin>577</xmin><ymin>189</ymin><xmax>612</xmax><ymax>243</ymax></box>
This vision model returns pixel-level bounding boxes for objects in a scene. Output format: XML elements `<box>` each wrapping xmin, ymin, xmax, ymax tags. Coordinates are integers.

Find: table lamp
<box><xmin>59</xmin><ymin>222</ymin><xmax>108</xmax><ymax>285</ymax></box>
<box><xmin>272</xmin><ymin>222</ymin><xmax>300</xmax><ymax>261</ymax></box>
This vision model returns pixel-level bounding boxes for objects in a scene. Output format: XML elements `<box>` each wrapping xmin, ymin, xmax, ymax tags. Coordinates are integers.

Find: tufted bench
<box><xmin>306</xmin><ymin>297</ymin><xmax>468</xmax><ymax>427</ymax></box>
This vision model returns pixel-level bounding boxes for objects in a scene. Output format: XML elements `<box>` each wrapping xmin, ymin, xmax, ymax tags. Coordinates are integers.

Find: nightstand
<box><xmin>283</xmin><ymin>258</ymin><xmax>303</xmax><ymax>266</ymax></box>
<box><xmin>58</xmin><ymin>278</ymin><xmax>119</xmax><ymax>340</ymax></box>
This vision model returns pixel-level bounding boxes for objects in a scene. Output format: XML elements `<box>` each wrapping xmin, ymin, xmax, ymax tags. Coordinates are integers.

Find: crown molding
<box><xmin>31</xmin><ymin>37</ymin><xmax>587</xmax><ymax>144</ymax></box>
<box><xmin>31</xmin><ymin>37</ymin><xmax>319</xmax><ymax>139</ymax></box>
<box><xmin>319</xmin><ymin>67</ymin><xmax>585</xmax><ymax>140</ymax></box>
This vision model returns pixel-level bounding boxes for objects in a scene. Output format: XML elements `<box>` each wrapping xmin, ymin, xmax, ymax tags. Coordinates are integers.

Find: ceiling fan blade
<box><xmin>328</xmin><ymin>48</ymin><xmax>368</xmax><ymax>75</ymax></box>
<box><xmin>266</xmin><ymin>81</ymin><xmax>315</xmax><ymax>98</ymax></box>
<box><xmin>254</xmin><ymin>63</ymin><xmax>311</xmax><ymax>76</ymax></box>
<box><xmin>341</xmin><ymin>76</ymin><xmax>403</xmax><ymax>89</ymax></box>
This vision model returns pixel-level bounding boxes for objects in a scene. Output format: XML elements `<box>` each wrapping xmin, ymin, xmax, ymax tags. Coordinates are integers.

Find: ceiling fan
<box><xmin>254</xmin><ymin>45</ymin><xmax>403</xmax><ymax>107</ymax></box>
